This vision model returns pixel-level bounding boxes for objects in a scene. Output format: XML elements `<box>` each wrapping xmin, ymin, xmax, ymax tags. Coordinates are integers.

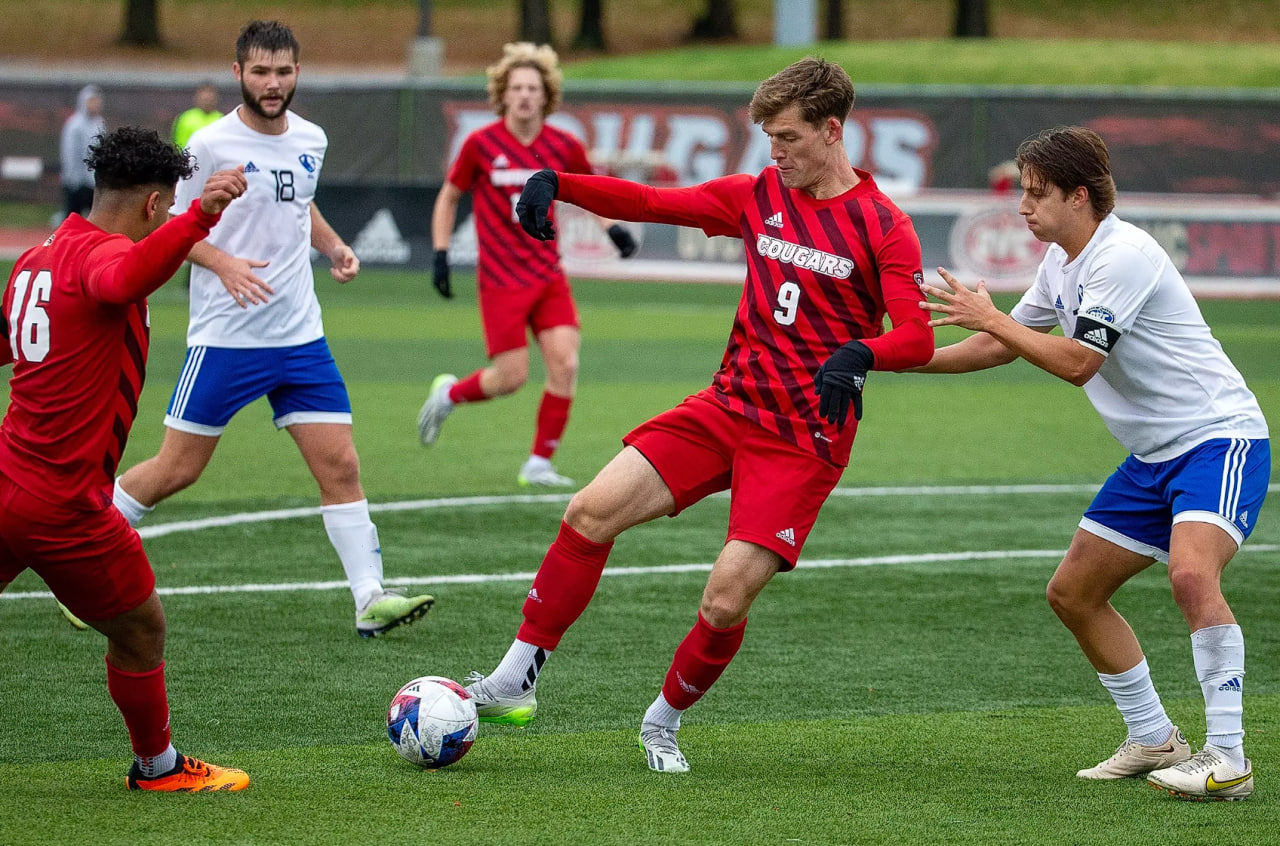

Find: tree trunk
<box><xmin>119</xmin><ymin>0</ymin><xmax>162</xmax><ymax>46</ymax></box>
<box><xmin>574</xmin><ymin>0</ymin><xmax>607</xmax><ymax>50</ymax></box>
<box><xmin>953</xmin><ymin>0</ymin><xmax>990</xmax><ymax>37</ymax></box>
<box><xmin>520</xmin><ymin>0</ymin><xmax>554</xmax><ymax>45</ymax></box>
<box><xmin>824</xmin><ymin>0</ymin><xmax>844</xmax><ymax>40</ymax></box>
<box><xmin>690</xmin><ymin>0</ymin><xmax>737</xmax><ymax>40</ymax></box>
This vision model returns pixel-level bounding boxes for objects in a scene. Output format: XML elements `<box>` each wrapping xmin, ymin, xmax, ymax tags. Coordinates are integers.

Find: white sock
<box><xmin>1192</xmin><ymin>624</ymin><xmax>1246</xmax><ymax>767</ymax></box>
<box><xmin>1097</xmin><ymin>658</ymin><xmax>1175</xmax><ymax>747</ymax></box>
<box><xmin>321</xmin><ymin>499</ymin><xmax>383</xmax><ymax>609</ymax></box>
<box><xmin>135</xmin><ymin>744</ymin><xmax>178</xmax><ymax>778</ymax></box>
<box><xmin>113</xmin><ymin>478</ymin><xmax>154</xmax><ymax>528</ymax></box>
<box><xmin>488</xmin><ymin>639</ymin><xmax>549</xmax><ymax>693</ymax></box>
<box><xmin>643</xmin><ymin>691</ymin><xmax>683</xmax><ymax>730</ymax></box>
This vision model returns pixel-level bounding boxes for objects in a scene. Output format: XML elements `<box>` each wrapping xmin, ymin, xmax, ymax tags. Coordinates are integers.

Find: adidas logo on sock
<box><xmin>527</xmin><ymin>588</ymin><xmax>542</xmax><ymax>604</ymax></box>
<box><xmin>1218</xmin><ymin>677</ymin><xmax>1242</xmax><ymax>692</ymax></box>
<box><xmin>775</xmin><ymin>527</ymin><xmax>796</xmax><ymax>547</ymax></box>
<box><xmin>676</xmin><ymin>672</ymin><xmax>704</xmax><ymax>695</ymax></box>
<box><xmin>764</xmin><ymin>211</ymin><xmax>783</xmax><ymax>228</ymax></box>
<box><xmin>244</xmin><ymin>161</ymin><xmax>259</xmax><ymax>173</ymax></box>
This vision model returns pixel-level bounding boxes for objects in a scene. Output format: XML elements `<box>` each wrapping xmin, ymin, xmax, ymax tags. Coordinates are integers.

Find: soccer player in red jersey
<box><xmin>0</xmin><ymin>126</ymin><xmax>251</xmax><ymax>792</ymax></box>
<box><xmin>418</xmin><ymin>42</ymin><xmax>636</xmax><ymax>488</ymax></box>
<box><xmin>461</xmin><ymin>58</ymin><xmax>935</xmax><ymax>772</ymax></box>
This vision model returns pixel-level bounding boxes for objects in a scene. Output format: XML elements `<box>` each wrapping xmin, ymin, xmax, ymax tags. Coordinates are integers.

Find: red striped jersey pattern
<box><xmin>447</xmin><ymin>120</ymin><xmax>594</xmax><ymax>289</ymax></box>
<box><xmin>557</xmin><ymin>166</ymin><xmax>934</xmax><ymax>466</ymax></box>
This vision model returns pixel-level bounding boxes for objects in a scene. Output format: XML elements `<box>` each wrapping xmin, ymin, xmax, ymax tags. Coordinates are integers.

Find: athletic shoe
<box><xmin>56</xmin><ymin>601</ymin><xmax>89</xmax><ymax>631</ymax></box>
<box><xmin>1148</xmin><ymin>747</ymin><xmax>1254</xmax><ymax>801</ymax></box>
<box><xmin>1076</xmin><ymin>726</ymin><xmax>1190</xmax><ymax>779</ymax></box>
<box><xmin>356</xmin><ymin>589</ymin><xmax>434</xmax><ymax>638</ymax></box>
<box><xmin>463</xmin><ymin>671</ymin><xmax>537</xmax><ymax>726</ymax></box>
<box><xmin>517</xmin><ymin>457</ymin><xmax>574</xmax><ymax>488</ymax></box>
<box><xmin>125</xmin><ymin>754</ymin><xmax>249</xmax><ymax>792</ymax></box>
<box><xmin>417</xmin><ymin>374</ymin><xmax>458</xmax><ymax>446</ymax></box>
<box><xmin>640</xmin><ymin>723</ymin><xmax>689</xmax><ymax>773</ymax></box>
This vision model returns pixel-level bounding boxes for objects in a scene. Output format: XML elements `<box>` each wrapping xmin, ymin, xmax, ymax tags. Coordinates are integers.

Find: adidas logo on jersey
<box><xmin>493</xmin><ymin>154</ymin><xmax>510</xmax><ymax>168</ymax></box>
<box><xmin>775</xmin><ymin>527</ymin><xmax>796</xmax><ymax>547</ymax></box>
<box><xmin>1082</xmin><ymin>327</ymin><xmax>1109</xmax><ymax>348</ymax></box>
<box><xmin>1218</xmin><ymin>677</ymin><xmax>1242</xmax><ymax>692</ymax></box>
<box><xmin>1054</xmin><ymin>294</ymin><xmax>1065</xmax><ymax>310</ymax></box>
<box><xmin>244</xmin><ymin>161</ymin><xmax>259</xmax><ymax>173</ymax></box>
<box><xmin>764</xmin><ymin>211</ymin><xmax>784</xmax><ymax>228</ymax></box>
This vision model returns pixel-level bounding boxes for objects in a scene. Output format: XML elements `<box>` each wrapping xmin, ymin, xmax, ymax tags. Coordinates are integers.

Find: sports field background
<box><xmin>2</xmin><ymin>267</ymin><xmax>1278</xmax><ymax>843</ymax></box>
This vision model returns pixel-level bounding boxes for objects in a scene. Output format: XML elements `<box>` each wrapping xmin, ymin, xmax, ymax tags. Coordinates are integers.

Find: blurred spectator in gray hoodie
<box><xmin>59</xmin><ymin>85</ymin><xmax>105</xmax><ymax>221</ymax></box>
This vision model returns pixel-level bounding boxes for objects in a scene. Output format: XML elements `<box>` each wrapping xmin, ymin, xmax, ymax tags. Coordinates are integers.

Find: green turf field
<box><xmin>2</xmin><ymin>268</ymin><xmax>1279</xmax><ymax>843</ymax></box>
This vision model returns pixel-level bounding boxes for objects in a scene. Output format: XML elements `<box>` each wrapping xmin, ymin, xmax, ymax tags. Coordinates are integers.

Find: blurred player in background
<box><xmin>915</xmin><ymin>126</ymin><xmax>1268</xmax><ymax>802</ymax></box>
<box><xmin>419</xmin><ymin>42</ymin><xmax>637</xmax><ymax>488</ymax></box>
<box><xmin>0</xmin><ymin>126</ymin><xmax>249</xmax><ymax>791</ymax></box>
<box><xmin>112</xmin><ymin>20</ymin><xmax>434</xmax><ymax>639</ymax></box>
<box><xmin>59</xmin><ymin>84</ymin><xmax>105</xmax><ymax>221</ymax></box>
<box><xmin>461</xmin><ymin>58</ymin><xmax>934</xmax><ymax>773</ymax></box>
<box><xmin>172</xmin><ymin>81</ymin><xmax>222</xmax><ymax>148</ymax></box>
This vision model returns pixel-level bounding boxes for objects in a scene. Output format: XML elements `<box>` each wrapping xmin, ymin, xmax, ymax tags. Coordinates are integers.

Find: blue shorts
<box><xmin>164</xmin><ymin>338</ymin><xmax>352</xmax><ymax>436</ymax></box>
<box><xmin>1081</xmin><ymin>437</ymin><xmax>1270</xmax><ymax>563</ymax></box>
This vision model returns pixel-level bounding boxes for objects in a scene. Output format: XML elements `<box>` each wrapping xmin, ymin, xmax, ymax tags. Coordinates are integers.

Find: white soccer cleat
<box><xmin>1076</xmin><ymin>726</ymin><xmax>1190</xmax><ymax>779</ymax></box>
<box><xmin>517</xmin><ymin>456</ymin><xmax>574</xmax><ymax>488</ymax></box>
<box><xmin>1148</xmin><ymin>747</ymin><xmax>1253</xmax><ymax>801</ymax></box>
<box><xmin>463</xmin><ymin>672</ymin><xmax>538</xmax><ymax>727</ymax></box>
<box><xmin>640</xmin><ymin>723</ymin><xmax>689</xmax><ymax>773</ymax></box>
<box><xmin>417</xmin><ymin>374</ymin><xmax>458</xmax><ymax>446</ymax></box>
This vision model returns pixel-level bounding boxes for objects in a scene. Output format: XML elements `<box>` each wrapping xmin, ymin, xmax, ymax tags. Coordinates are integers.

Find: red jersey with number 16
<box><xmin>0</xmin><ymin>203</ymin><xmax>220</xmax><ymax>506</ymax></box>
<box><xmin>448</xmin><ymin>120</ymin><xmax>594</xmax><ymax>290</ymax></box>
<box><xmin>556</xmin><ymin>167</ymin><xmax>934</xmax><ymax>466</ymax></box>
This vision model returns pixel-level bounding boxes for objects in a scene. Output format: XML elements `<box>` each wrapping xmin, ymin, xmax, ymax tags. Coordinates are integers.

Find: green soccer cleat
<box><xmin>356</xmin><ymin>589</ymin><xmax>434</xmax><ymax>638</ymax></box>
<box><xmin>463</xmin><ymin>672</ymin><xmax>538</xmax><ymax>726</ymax></box>
<box><xmin>56</xmin><ymin>601</ymin><xmax>90</xmax><ymax>631</ymax></box>
<box><xmin>417</xmin><ymin>374</ymin><xmax>457</xmax><ymax>446</ymax></box>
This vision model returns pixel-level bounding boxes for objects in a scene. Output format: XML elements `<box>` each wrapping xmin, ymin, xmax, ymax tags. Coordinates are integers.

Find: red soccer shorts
<box><xmin>0</xmin><ymin>473</ymin><xmax>155</xmax><ymax>622</ymax></box>
<box><xmin>623</xmin><ymin>391</ymin><xmax>844</xmax><ymax>569</ymax></box>
<box><xmin>477</xmin><ymin>275</ymin><xmax>580</xmax><ymax>358</ymax></box>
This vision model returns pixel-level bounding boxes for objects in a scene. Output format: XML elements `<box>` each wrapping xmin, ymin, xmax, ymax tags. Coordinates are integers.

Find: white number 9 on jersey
<box><xmin>774</xmin><ymin>280</ymin><xmax>801</xmax><ymax>326</ymax></box>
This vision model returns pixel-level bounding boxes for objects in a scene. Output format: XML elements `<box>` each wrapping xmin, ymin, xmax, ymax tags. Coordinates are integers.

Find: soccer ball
<box><xmin>386</xmin><ymin>676</ymin><xmax>478</xmax><ymax>768</ymax></box>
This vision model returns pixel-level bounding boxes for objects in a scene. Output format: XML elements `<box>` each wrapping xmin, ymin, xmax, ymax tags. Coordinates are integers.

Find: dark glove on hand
<box><xmin>516</xmin><ymin>169</ymin><xmax>559</xmax><ymax>240</ymax></box>
<box><xmin>432</xmin><ymin>249</ymin><xmax>453</xmax><ymax>299</ymax></box>
<box><xmin>607</xmin><ymin>224</ymin><xmax>637</xmax><ymax>258</ymax></box>
<box><xmin>814</xmin><ymin>340</ymin><xmax>874</xmax><ymax>425</ymax></box>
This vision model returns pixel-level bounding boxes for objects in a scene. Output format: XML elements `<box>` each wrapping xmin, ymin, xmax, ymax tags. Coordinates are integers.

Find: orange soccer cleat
<box><xmin>125</xmin><ymin>754</ymin><xmax>249</xmax><ymax>792</ymax></box>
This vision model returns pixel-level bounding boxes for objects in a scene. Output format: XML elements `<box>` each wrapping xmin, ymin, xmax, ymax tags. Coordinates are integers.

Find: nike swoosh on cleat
<box><xmin>1206</xmin><ymin>771</ymin><xmax>1252</xmax><ymax>791</ymax></box>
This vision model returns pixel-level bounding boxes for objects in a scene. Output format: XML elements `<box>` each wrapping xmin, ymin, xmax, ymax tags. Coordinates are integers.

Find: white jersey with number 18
<box><xmin>174</xmin><ymin>106</ymin><xmax>326</xmax><ymax>349</ymax></box>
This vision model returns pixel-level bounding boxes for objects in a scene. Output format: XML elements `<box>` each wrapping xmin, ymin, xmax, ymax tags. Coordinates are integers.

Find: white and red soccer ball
<box><xmin>386</xmin><ymin>676</ymin><xmax>478</xmax><ymax>768</ymax></box>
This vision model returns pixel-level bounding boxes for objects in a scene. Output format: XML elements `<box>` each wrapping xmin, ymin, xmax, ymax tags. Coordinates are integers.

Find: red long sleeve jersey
<box><xmin>448</xmin><ymin>121</ymin><xmax>593</xmax><ymax>290</ymax></box>
<box><xmin>557</xmin><ymin>167</ymin><xmax>934</xmax><ymax>466</ymax></box>
<box><xmin>0</xmin><ymin>203</ymin><xmax>219</xmax><ymax>506</ymax></box>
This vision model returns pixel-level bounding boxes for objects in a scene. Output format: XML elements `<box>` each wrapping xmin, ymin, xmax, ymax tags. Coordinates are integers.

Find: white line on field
<box><xmin>3</xmin><ymin>483</ymin><xmax>1277</xmax><ymax>602</ymax></box>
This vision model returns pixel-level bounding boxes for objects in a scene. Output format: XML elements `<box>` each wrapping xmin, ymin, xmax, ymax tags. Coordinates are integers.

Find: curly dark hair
<box><xmin>86</xmin><ymin>126</ymin><xmax>195</xmax><ymax>191</ymax></box>
<box><xmin>236</xmin><ymin>19</ymin><xmax>300</xmax><ymax>65</ymax></box>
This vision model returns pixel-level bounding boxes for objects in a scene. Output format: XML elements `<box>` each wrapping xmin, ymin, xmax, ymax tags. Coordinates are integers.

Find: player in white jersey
<box><xmin>914</xmin><ymin>127</ymin><xmax>1267</xmax><ymax>801</ymax></box>
<box><xmin>112</xmin><ymin>20</ymin><xmax>434</xmax><ymax>638</ymax></box>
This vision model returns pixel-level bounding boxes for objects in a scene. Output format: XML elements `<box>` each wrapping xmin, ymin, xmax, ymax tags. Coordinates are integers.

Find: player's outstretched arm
<box><xmin>311</xmin><ymin>203</ymin><xmax>359</xmax><ymax>283</ymax></box>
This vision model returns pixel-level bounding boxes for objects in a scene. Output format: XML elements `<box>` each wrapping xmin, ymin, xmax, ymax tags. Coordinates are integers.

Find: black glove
<box><xmin>814</xmin><ymin>340</ymin><xmax>874</xmax><ymax>425</ymax></box>
<box><xmin>432</xmin><ymin>249</ymin><xmax>452</xmax><ymax>299</ymax></box>
<box><xmin>516</xmin><ymin>169</ymin><xmax>559</xmax><ymax>240</ymax></box>
<box><xmin>607</xmin><ymin>224</ymin><xmax>637</xmax><ymax>258</ymax></box>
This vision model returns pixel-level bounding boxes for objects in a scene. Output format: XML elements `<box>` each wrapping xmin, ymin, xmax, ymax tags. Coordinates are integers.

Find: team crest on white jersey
<box><xmin>755</xmin><ymin>234</ymin><xmax>853</xmax><ymax>279</ymax></box>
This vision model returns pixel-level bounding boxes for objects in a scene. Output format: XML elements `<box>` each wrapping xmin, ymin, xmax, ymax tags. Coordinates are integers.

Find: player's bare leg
<box><xmin>114</xmin><ymin>428</ymin><xmax>221</xmax><ymax>523</ymax></box>
<box><xmin>467</xmin><ymin>447</ymin><xmax>675</xmax><ymax>723</ymax></box>
<box><xmin>417</xmin><ymin>348</ymin><xmax>528</xmax><ymax>446</ymax></box>
<box><xmin>1149</xmin><ymin>521</ymin><xmax>1251</xmax><ymax>800</ymax></box>
<box><xmin>520</xmin><ymin>325</ymin><xmax>579</xmax><ymax>487</ymax></box>
<box><xmin>290</xmin><ymin>422</ymin><xmax>432</xmax><ymax>636</ymax></box>
<box><xmin>1048</xmin><ymin>530</ymin><xmax>1188</xmax><ymax>779</ymax></box>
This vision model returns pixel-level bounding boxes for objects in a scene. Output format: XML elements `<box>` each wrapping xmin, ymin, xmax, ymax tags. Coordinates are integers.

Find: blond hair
<box><xmin>487</xmin><ymin>42</ymin><xmax>562</xmax><ymax>118</ymax></box>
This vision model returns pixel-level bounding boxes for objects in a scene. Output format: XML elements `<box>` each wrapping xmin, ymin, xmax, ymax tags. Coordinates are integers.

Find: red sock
<box><xmin>448</xmin><ymin>370</ymin><xmax>488</xmax><ymax>404</ymax></box>
<box><xmin>105</xmin><ymin>658</ymin><xmax>171</xmax><ymax>758</ymax></box>
<box><xmin>517</xmin><ymin>521</ymin><xmax>612</xmax><ymax>650</ymax></box>
<box><xmin>661</xmin><ymin>612</ymin><xmax>747</xmax><ymax>710</ymax></box>
<box><xmin>531</xmin><ymin>391</ymin><xmax>572</xmax><ymax>459</ymax></box>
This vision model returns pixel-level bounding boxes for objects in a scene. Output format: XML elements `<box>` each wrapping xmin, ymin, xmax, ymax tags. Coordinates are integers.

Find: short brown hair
<box><xmin>487</xmin><ymin>42</ymin><xmax>562</xmax><ymax>118</ymax></box>
<box><xmin>1015</xmin><ymin>126</ymin><xmax>1117</xmax><ymax>219</ymax></box>
<box><xmin>748</xmin><ymin>57</ymin><xmax>855</xmax><ymax>126</ymax></box>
